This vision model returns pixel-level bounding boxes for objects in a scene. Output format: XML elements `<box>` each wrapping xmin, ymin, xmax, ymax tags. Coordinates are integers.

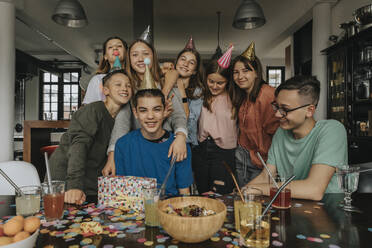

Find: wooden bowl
<box><xmin>157</xmin><ymin>196</ymin><xmax>227</xmax><ymax>243</ymax></box>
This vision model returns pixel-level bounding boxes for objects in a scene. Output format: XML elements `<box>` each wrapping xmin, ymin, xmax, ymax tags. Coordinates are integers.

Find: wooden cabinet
<box><xmin>23</xmin><ymin>120</ymin><xmax>70</xmax><ymax>180</ymax></box>
<box><xmin>323</xmin><ymin>27</ymin><xmax>372</xmax><ymax>164</ymax></box>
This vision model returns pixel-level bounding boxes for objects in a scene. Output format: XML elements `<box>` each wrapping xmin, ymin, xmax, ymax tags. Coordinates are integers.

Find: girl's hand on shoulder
<box><xmin>64</xmin><ymin>189</ymin><xmax>86</xmax><ymax>205</ymax></box>
<box><xmin>168</xmin><ymin>133</ymin><xmax>187</xmax><ymax>162</ymax></box>
<box><xmin>162</xmin><ymin>70</ymin><xmax>180</xmax><ymax>97</ymax></box>
<box><xmin>164</xmin><ymin>94</ymin><xmax>174</xmax><ymax>118</ymax></box>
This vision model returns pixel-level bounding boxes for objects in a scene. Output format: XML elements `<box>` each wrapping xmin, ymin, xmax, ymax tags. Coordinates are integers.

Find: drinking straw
<box><xmin>0</xmin><ymin>168</ymin><xmax>24</xmax><ymax>196</ymax></box>
<box><xmin>359</xmin><ymin>168</ymin><xmax>372</xmax><ymax>173</ymax></box>
<box><xmin>44</xmin><ymin>152</ymin><xmax>53</xmax><ymax>194</ymax></box>
<box><xmin>223</xmin><ymin>161</ymin><xmax>244</xmax><ymax>202</ymax></box>
<box><xmin>160</xmin><ymin>156</ymin><xmax>177</xmax><ymax>197</ymax></box>
<box><xmin>256</xmin><ymin>152</ymin><xmax>279</xmax><ymax>189</ymax></box>
<box><xmin>261</xmin><ymin>174</ymin><xmax>296</xmax><ymax>218</ymax></box>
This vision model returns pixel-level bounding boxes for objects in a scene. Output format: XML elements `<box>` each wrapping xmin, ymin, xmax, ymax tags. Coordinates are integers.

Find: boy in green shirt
<box><xmin>49</xmin><ymin>69</ymin><xmax>132</xmax><ymax>204</ymax></box>
<box><xmin>247</xmin><ymin>75</ymin><xmax>347</xmax><ymax>200</ymax></box>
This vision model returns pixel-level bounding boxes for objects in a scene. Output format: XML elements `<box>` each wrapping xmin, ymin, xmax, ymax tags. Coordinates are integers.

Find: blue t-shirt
<box><xmin>114</xmin><ymin>129</ymin><xmax>193</xmax><ymax>196</ymax></box>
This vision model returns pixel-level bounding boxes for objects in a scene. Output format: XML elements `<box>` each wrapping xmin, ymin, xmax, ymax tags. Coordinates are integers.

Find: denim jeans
<box><xmin>235</xmin><ymin>145</ymin><xmax>262</xmax><ymax>187</ymax></box>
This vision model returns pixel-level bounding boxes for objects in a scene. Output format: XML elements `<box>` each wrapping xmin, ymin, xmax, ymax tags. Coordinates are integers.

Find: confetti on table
<box><xmin>272</xmin><ymin>232</ymin><xmax>279</xmax><ymax>237</ymax></box>
<box><xmin>272</xmin><ymin>240</ymin><xmax>283</xmax><ymax>246</ymax></box>
<box><xmin>272</xmin><ymin>217</ymin><xmax>280</xmax><ymax>221</ymax></box>
<box><xmin>307</xmin><ymin>237</ymin><xmax>323</xmax><ymax>243</ymax></box>
<box><xmin>168</xmin><ymin>245</ymin><xmax>178</xmax><ymax>248</ymax></box>
<box><xmin>80</xmin><ymin>238</ymin><xmax>93</xmax><ymax>245</ymax></box>
<box><xmin>313</xmin><ymin>206</ymin><xmax>321</xmax><ymax>209</ymax></box>
<box><xmin>40</xmin><ymin>229</ymin><xmax>50</xmax><ymax>234</ymax></box>
<box><xmin>103</xmin><ymin>245</ymin><xmax>114</xmax><ymax>248</ymax></box>
<box><xmin>328</xmin><ymin>245</ymin><xmax>341</xmax><ymax>248</ymax></box>
<box><xmin>144</xmin><ymin>241</ymin><xmax>154</xmax><ymax>246</ymax></box>
<box><xmin>226</xmin><ymin>244</ymin><xmax>234</xmax><ymax>248</ymax></box>
<box><xmin>317</xmin><ymin>202</ymin><xmax>325</xmax><ymax>205</ymax></box>
<box><xmin>155</xmin><ymin>245</ymin><xmax>165</xmax><ymax>248</ymax></box>
<box><xmin>211</xmin><ymin>236</ymin><xmax>220</xmax><ymax>242</ymax></box>
<box><xmin>68</xmin><ymin>245</ymin><xmax>79</xmax><ymax>248</ymax></box>
<box><xmin>222</xmin><ymin>237</ymin><xmax>232</xmax><ymax>242</ymax></box>
<box><xmin>296</xmin><ymin>234</ymin><xmax>307</xmax><ymax>240</ymax></box>
<box><xmin>137</xmin><ymin>238</ymin><xmax>147</xmax><ymax>243</ymax></box>
<box><xmin>117</xmin><ymin>233</ymin><xmax>126</xmax><ymax>238</ymax></box>
<box><xmin>304</xmin><ymin>210</ymin><xmax>312</xmax><ymax>214</ymax></box>
<box><xmin>231</xmin><ymin>232</ymin><xmax>240</xmax><ymax>237</ymax></box>
<box><xmin>294</xmin><ymin>203</ymin><xmax>303</xmax><ymax>208</ymax></box>
<box><xmin>320</xmin><ymin>234</ymin><xmax>331</xmax><ymax>239</ymax></box>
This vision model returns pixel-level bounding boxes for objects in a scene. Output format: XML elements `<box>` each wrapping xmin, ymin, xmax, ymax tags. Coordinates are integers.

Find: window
<box><xmin>267</xmin><ymin>66</ymin><xmax>285</xmax><ymax>88</ymax></box>
<box><xmin>40</xmin><ymin>69</ymin><xmax>81</xmax><ymax>120</ymax></box>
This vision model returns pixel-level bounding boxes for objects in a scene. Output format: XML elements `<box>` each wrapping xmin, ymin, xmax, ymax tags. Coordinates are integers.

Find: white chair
<box><xmin>0</xmin><ymin>161</ymin><xmax>41</xmax><ymax>195</ymax></box>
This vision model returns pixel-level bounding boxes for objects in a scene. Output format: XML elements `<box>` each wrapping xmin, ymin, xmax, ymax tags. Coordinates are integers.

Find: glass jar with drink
<box><xmin>239</xmin><ymin>205</ymin><xmax>270</xmax><ymax>248</ymax></box>
<box><xmin>41</xmin><ymin>180</ymin><xmax>65</xmax><ymax>220</ymax></box>
<box><xmin>16</xmin><ymin>185</ymin><xmax>41</xmax><ymax>216</ymax></box>
<box><xmin>144</xmin><ymin>187</ymin><xmax>160</xmax><ymax>227</ymax></box>
<box><xmin>234</xmin><ymin>187</ymin><xmax>263</xmax><ymax>232</ymax></box>
<box><xmin>269</xmin><ymin>175</ymin><xmax>292</xmax><ymax>209</ymax></box>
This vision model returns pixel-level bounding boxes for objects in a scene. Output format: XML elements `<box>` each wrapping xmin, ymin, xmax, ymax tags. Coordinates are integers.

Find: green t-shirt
<box><xmin>267</xmin><ymin>119</ymin><xmax>348</xmax><ymax>193</ymax></box>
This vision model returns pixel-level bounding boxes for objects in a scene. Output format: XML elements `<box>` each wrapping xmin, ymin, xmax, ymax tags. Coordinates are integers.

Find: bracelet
<box><xmin>182</xmin><ymin>97</ymin><xmax>187</xmax><ymax>103</ymax></box>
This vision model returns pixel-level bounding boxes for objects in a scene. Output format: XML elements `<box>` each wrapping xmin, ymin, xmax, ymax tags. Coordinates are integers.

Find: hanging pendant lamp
<box><xmin>52</xmin><ymin>0</ymin><xmax>88</xmax><ymax>28</ymax></box>
<box><xmin>211</xmin><ymin>11</ymin><xmax>223</xmax><ymax>60</ymax></box>
<box><xmin>232</xmin><ymin>0</ymin><xmax>266</xmax><ymax>30</ymax></box>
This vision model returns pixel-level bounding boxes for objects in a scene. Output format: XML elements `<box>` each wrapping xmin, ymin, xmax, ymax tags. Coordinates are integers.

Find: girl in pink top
<box><xmin>192</xmin><ymin>59</ymin><xmax>238</xmax><ymax>194</ymax></box>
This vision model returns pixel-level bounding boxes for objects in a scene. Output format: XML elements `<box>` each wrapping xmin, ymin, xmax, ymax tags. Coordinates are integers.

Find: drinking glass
<box><xmin>269</xmin><ymin>175</ymin><xmax>291</xmax><ymax>209</ymax></box>
<box><xmin>144</xmin><ymin>188</ymin><xmax>160</xmax><ymax>226</ymax></box>
<box><xmin>234</xmin><ymin>187</ymin><xmax>262</xmax><ymax>231</ymax></box>
<box><xmin>16</xmin><ymin>186</ymin><xmax>41</xmax><ymax>216</ymax></box>
<box><xmin>41</xmin><ymin>180</ymin><xmax>65</xmax><ymax>220</ymax></box>
<box><xmin>239</xmin><ymin>205</ymin><xmax>270</xmax><ymax>248</ymax></box>
<box><xmin>336</xmin><ymin>166</ymin><xmax>360</xmax><ymax>212</ymax></box>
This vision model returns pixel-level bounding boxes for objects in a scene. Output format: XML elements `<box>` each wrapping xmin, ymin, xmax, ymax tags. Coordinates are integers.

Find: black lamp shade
<box><xmin>52</xmin><ymin>0</ymin><xmax>88</xmax><ymax>28</ymax></box>
<box><xmin>233</xmin><ymin>0</ymin><xmax>266</xmax><ymax>30</ymax></box>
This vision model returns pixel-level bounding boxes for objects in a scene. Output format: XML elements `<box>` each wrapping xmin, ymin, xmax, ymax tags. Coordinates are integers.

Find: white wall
<box><xmin>331</xmin><ymin>0</ymin><xmax>371</xmax><ymax>36</ymax></box>
<box><xmin>25</xmin><ymin>76</ymin><xmax>39</xmax><ymax>120</ymax></box>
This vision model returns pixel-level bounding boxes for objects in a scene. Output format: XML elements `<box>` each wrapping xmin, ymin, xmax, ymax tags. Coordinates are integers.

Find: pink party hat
<box><xmin>217</xmin><ymin>44</ymin><xmax>234</xmax><ymax>69</ymax></box>
<box><xmin>184</xmin><ymin>36</ymin><xmax>196</xmax><ymax>49</ymax></box>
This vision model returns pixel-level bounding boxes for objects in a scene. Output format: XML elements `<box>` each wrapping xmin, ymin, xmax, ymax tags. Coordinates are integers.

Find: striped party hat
<box><xmin>217</xmin><ymin>44</ymin><xmax>234</xmax><ymax>69</ymax></box>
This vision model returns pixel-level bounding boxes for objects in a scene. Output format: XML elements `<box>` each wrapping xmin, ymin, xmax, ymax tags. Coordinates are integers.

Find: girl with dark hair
<box><xmin>192</xmin><ymin>55</ymin><xmax>238</xmax><ymax>195</ymax></box>
<box><xmin>229</xmin><ymin>43</ymin><xmax>279</xmax><ymax>186</ymax></box>
<box><xmin>162</xmin><ymin>47</ymin><xmax>205</xmax><ymax>146</ymax></box>
<box><xmin>83</xmin><ymin>36</ymin><xmax>128</xmax><ymax>104</ymax></box>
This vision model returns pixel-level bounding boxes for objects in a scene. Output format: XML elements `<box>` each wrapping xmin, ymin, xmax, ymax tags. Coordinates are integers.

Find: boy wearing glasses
<box><xmin>246</xmin><ymin>75</ymin><xmax>347</xmax><ymax>200</ymax></box>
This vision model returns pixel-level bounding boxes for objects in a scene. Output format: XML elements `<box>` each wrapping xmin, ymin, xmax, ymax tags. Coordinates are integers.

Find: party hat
<box><xmin>241</xmin><ymin>42</ymin><xmax>255</xmax><ymax>61</ymax></box>
<box><xmin>138</xmin><ymin>58</ymin><xmax>157</xmax><ymax>90</ymax></box>
<box><xmin>217</xmin><ymin>44</ymin><xmax>234</xmax><ymax>69</ymax></box>
<box><xmin>139</xmin><ymin>25</ymin><xmax>152</xmax><ymax>44</ymax></box>
<box><xmin>184</xmin><ymin>36</ymin><xmax>196</xmax><ymax>49</ymax></box>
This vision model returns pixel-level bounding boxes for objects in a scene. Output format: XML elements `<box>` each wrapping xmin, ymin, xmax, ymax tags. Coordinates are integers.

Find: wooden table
<box><xmin>1</xmin><ymin>194</ymin><xmax>372</xmax><ymax>248</ymax></box>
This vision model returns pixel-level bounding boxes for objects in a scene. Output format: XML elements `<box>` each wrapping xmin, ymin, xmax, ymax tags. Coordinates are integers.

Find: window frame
<box><xmin>266</xmin><ymin>66</ymin><xmax>285</xmax><ymax>88</ymax></box>
<box><xmin>39</xmin><ymin>69</ymin><xmax>82</xmax><ymax>120</ymax></box>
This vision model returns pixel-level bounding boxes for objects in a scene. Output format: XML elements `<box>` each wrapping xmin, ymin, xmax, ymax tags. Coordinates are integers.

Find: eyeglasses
<box><xmin>271</xmin><ymin>101</ymin><xmax>311</xmax><ymax>117</ymax></box>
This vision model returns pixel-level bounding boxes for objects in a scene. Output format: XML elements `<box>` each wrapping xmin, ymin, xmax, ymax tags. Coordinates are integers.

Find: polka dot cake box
<box><xmin>98</xmin><ymin>176</ymin><xmax>157</xmax><ymax>212</ymax></box>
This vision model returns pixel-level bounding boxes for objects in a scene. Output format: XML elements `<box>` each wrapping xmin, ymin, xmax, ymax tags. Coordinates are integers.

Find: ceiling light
<box><xmin>233</xmin><ymin>0</ymin><xmax>266</xmax><ymax>30</ymax></box>
<box><xmin>52</xmin><ymin>0</ymin><xmax>88</xmax><ymax>28</ymax></box>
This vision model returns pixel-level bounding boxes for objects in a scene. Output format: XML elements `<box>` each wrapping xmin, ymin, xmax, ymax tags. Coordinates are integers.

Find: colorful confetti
<box><xmin>222</xmin><ymin>237</ymin><xmax>232</xmax><ymax>242</ymax></box>
<box><xmin>272</xmin><ymin>217</ymin><xmax>280</xmax><ymax>221</ymax></box>
<box><xmin>296</xmin><ymin>234</ymin><xmax>307</xmax><ymax>240</ymax></box>
<box><xmin>307</xmin><ymin>237</ymin><xmax>323</xmax><ymax>243</ymax></box>
<box><xmin>137</xmin><ymin>238</ymin><xmax>147</xmax><ymax>243</ymax></box>
<box><xmin>304</xmin><ymin>210</ymin><xmax>312</xmax><ymax>214</ymax></box>
<box><xmin>294</xmin><ymin>203</ymin><xmax>303</xmax><ymax>208</ymax></box>
<box><xmin>272</xmin><ymin>232</ymin><xmax>279</xmax><ymax>237</ymax></box>
<box><xmin>272</xmin><ymin>240</ymin><xmax>283</xmax><ymax>246</ymax></box>
<box><xmin>211</xmin><ymin>236</ymin><xmax>220</xmax><ymax>242</ymax></box>
<box><xmin>144</xmin><ymin>241</ymin><xmax>154</xmax><ymax>246</ymax></box>
<box><xmin>328</xmin><ymin>245</ymin><xmax>341</xmax><ymax>248</ymax></box>
<box><xmin>320</xmin><ymin>234</ymin><xmax>331</xmax><ymax>239</ymax></box>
